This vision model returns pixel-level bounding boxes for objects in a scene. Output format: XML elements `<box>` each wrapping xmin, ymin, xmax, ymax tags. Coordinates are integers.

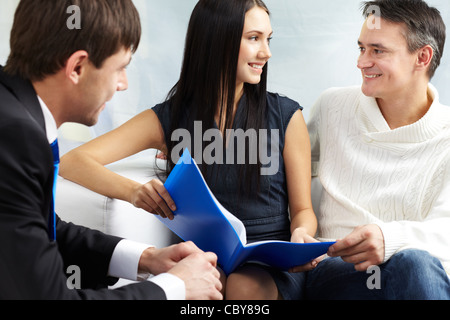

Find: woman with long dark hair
<box><xmin>60</xmin><ymin>0</ymin><xmax>317</xmax><ymax>300</ymax></box>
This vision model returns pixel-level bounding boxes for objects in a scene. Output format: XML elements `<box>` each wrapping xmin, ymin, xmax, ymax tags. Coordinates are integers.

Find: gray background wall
<box><xmin>1</xmin><ymin>0</ymin><xmax>449</xmax><ymax>150</ymax></box>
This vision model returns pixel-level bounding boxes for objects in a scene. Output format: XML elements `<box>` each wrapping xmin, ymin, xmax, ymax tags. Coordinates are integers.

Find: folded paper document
<box><xmin>157</xmin><ymin>149</ymin><xmax>334</xmax><ymax>275</ymax></box>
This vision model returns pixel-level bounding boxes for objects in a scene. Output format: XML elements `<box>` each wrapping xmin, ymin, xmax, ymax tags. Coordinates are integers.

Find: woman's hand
<box><xmin>291</xmin><ymin>227</ymin><xmax>318</xmax><ymax>244</ymax></box>
<box><xmin>289</xmin><ymin>227</ymin><xmax>323</xmax><ymax>273</ymax></box>
<box><xmin>131</xmin><ymin>179</ymin><xmax>176</xmax><ymax>220</ymax></box>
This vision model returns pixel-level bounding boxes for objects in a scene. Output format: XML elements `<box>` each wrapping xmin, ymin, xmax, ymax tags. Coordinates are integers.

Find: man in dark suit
<box><xmin>0</xmin><ymin>0</ymin><xmax>222</xmax><ymax>300</ymax></box>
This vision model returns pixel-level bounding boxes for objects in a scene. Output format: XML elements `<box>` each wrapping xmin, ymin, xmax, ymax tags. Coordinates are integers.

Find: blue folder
<box><xmin>158</xmin><ymin>149</ymin><xmax>334</xmax><ymax>275</ymax></box>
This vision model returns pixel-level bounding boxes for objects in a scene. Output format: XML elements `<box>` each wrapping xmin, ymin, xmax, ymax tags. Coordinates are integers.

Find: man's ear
<box><xmin>416</xmin><ymin>45</ymin><xmax>433</xmax><ymax>73</ymax></box>
<box><xmin>65</xmin><ymin>50</ymin><xmax>90</xmax><ymax>84</ymax></box>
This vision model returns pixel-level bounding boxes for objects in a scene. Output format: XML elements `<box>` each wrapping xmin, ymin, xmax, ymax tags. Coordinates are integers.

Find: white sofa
<box><xmin>55</xmin><ymin>149</ymin><xmax>180</xmax><ymax>249</ymax></box>
<box><xmin>55</xmin><ymin>147</ymin><xmax>324</xmax><ymax>246</ymax></box>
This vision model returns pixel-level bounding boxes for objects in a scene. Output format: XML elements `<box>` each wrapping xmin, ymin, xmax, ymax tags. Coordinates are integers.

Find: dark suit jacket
<box><xmin>0</xmin><ymin>67</ymin><xmax>166</xmax><ymax>300</ymax></box>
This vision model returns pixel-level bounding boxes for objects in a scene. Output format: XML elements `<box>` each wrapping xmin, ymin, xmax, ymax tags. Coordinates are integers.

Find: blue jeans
<box><xmin>304</xmin><ymin>249</ymin><xmax>450</xmax><ymax>300</ymax></box>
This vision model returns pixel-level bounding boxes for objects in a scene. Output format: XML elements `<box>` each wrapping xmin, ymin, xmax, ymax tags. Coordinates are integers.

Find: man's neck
<box><xmin>376</xmin><ymin>84</ymin><xmax>432</xmax><ymax>130</ymax></box>
<box><xmin>32</xmin><ymin>75</ymin><xmax>66</xmax><ymax>128</ymax></box>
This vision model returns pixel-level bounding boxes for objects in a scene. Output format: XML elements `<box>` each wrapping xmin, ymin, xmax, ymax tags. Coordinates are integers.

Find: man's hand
<box><xmin>138</xmin><ymin>242</ymin><xmax>223</xmax><ymax>300</ymax></box>
<box><xmin>139</xmin><ymin>241</ymin><xmax>204</xmax><ymax>275</ymax></box>
<box><xmin>328</xmin><ymin>224</ymin><xmax>385</xmax><ymax>271</ymax></box>
<box><xmin>168</xmin><ymin>252</ymin><xmax>223</xmax><ymax>300</ymax></box>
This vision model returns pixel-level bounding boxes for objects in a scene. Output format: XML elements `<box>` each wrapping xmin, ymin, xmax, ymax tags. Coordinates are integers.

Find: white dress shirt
<box><xmin>37</xmin><ymin>96</ymin><xmax>185</xmax><ymax>299</ymax></box>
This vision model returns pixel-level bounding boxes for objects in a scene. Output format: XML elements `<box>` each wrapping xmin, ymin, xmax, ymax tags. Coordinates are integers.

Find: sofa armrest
<box><xmin>55</xmin><ymin>156</ymin><xmax>179</xmax><ymax>248</ymax></box>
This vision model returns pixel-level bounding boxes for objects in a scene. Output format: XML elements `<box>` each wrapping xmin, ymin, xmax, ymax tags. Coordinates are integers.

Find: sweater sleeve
<box><xmin>378</xmin><ymin>158</ymin><xmax>450</xmax><ymax>269</ymax></box>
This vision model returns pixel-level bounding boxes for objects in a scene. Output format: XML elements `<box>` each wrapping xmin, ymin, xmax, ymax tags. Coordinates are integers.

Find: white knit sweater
<box><xmin>308</xmin><ymin>84</ymin><xmax>450</xmax><ymax>274</ymax></box>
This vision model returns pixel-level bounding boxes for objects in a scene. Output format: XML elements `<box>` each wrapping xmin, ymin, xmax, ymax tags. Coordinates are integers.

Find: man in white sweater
<box><xmin>305</xmin><ymin>0</ymin><xmax>450</xmax><ymax>299</ymax></box>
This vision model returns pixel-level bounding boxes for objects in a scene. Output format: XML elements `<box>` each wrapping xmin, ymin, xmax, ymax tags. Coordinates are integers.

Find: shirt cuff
<box><xmin>108</xmin><ymin>239</ymin><xmax>153</xmax><ymax>281</ymax></box>
<box><xmin>149</xmin><ymin>273</ymin><xmax>186</xmax><ymax>300</ymax></box>
<box><xmin>108</xmin><ymin>240</ymin><xmax>186</xmax><ymax>300</ymax></box>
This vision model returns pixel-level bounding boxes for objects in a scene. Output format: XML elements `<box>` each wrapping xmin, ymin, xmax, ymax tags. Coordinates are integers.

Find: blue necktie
<box><xmin>49</xmin><ymin>139</ymin><xmax>59</xmax><ymax>241</ymax></box>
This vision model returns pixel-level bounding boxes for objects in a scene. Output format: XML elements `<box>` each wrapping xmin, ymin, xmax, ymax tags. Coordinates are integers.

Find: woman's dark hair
<box><xmin>5</xmin><ymin>0</ymin><xmax>141</xmax><ymax>81</ymax></box>
<box><xmin>362</xmin><ymin>0</ymin><xmax>446</xmax><ymax>79</ymax></box>
<box><xmin>165</xmin><ymin>0</ymin><xmax>270</xmax><ymax>187</ymax></box>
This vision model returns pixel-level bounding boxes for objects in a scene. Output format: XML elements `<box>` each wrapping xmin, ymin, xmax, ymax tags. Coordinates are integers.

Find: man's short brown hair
<box><xmin>4</xmin><ymin>0</ymin><xmax>141</xmax><ymax>81</ymax></box>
